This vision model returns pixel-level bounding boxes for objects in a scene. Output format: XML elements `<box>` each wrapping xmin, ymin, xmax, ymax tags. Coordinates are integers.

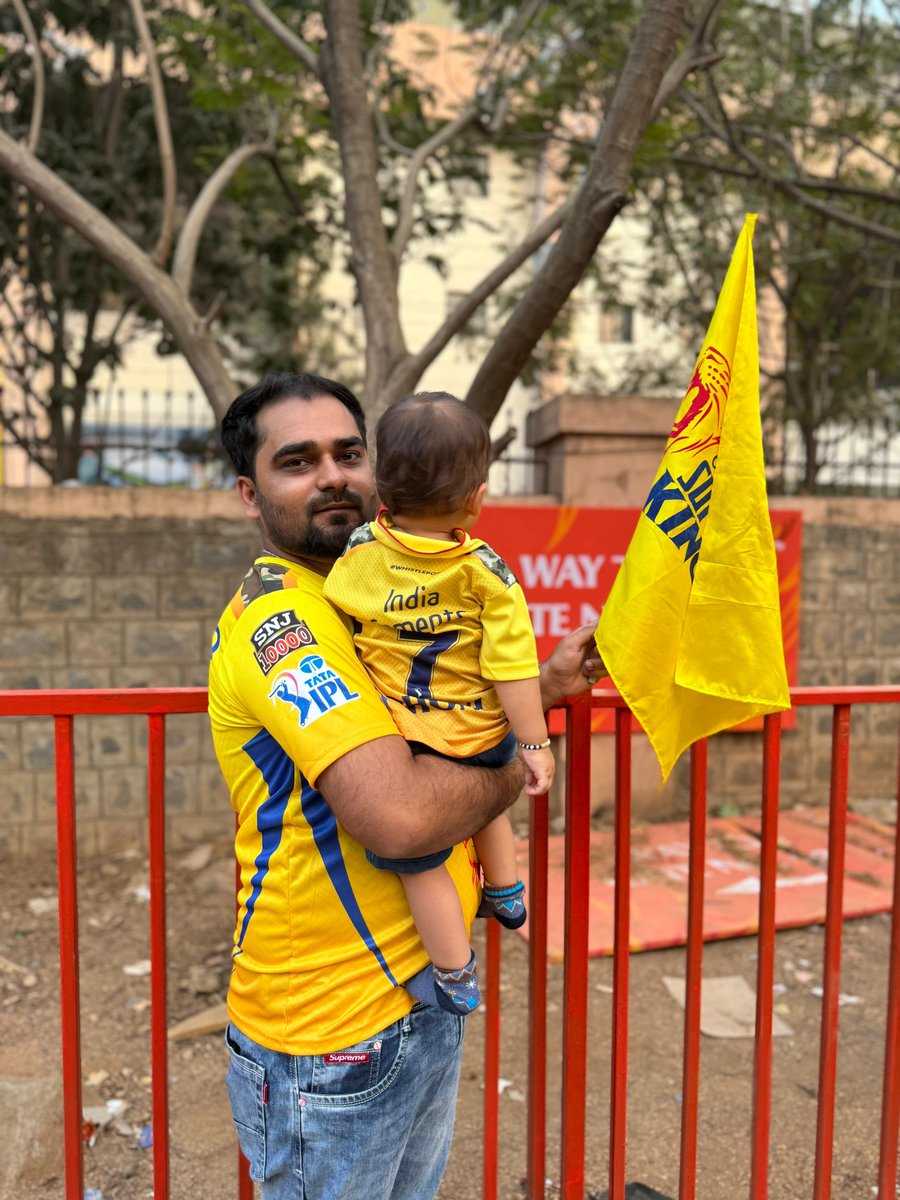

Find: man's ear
<box><xmin>464</xmin><ymin>481</ymin><xmax>488</xmax><ymax>516</ymax></box>
<box><xmin>236</xmin><ymin>476</ymin><xmax>260</xmax><ymax>521</ymax></box>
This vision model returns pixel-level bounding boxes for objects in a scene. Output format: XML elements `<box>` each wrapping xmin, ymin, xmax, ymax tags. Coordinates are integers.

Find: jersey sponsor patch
<box><xmin>250</xmin><ymin>609</ymin><xmax>317</xmax><ymax>675</ymax></box>
<box><xmin>268</xmin><ymin>654</ymin><xmax>360</xmax><ymax>727</ymax></box>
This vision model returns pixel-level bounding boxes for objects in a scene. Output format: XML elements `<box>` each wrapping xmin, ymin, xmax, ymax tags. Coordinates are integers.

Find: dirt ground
<box><xmin>2</xmin><ymin>834</ymin><xmax>896</xmax><ymax>1200</ymax></box>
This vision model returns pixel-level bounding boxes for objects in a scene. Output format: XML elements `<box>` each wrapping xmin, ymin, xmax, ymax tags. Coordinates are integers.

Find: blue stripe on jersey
<box><xmin>299</xmin><ymin>777</ymin><xmax>399</xmax><ymax>987</ymax></box>
<box><xmin>235</xmin><ymin>729</ymin><xmax>295</xmax><ymax>955</ymax></box>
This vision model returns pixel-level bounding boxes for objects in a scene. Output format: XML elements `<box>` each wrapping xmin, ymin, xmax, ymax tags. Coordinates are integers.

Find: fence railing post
<box><xmin>526</xmin><ymin>789</ymin><xmax>550</xmax><ymax>1199</ymax></box>
<box><xmin>750</xmin><ymin>713</ymin><xmax>783</xmax><ymax>1200</ymax></box>
<box><xmin>148</xmin><ymin>713</ymin><xmax>170</xmax><ymax>1200</ymax></box>
<box><xmin>609</xmin><ymin>706</ymin><xmax>632</xmax><ymax>1200</ymax></box>
<box><xmin>876</xmin><ymin>726</ymin><xmax>900</xmax><ymax>1200</ymax></box>
<box><xmin>813</xmin><ymin>704</ymin><xmax>852</xmax><ymax>1200</ymax></box>
<box><xmin>679</xmin><ymin>739</ymin><xmax>708</xmax><ymax>1200</ymax></box>
<box><xmin>560</xmin><ymin>697</ymin><xmax>593</xmax><ymax>1199</ymax></box>
<box><xmin>55</xmin><ymin>714</ymin><xmax>84</xmax><ymax>1200</ymax></box>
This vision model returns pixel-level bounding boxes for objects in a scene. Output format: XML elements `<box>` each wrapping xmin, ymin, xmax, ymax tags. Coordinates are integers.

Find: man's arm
<box><xmin>316</xmin><ymin>736</ymin><xmax>525</xmax><ymax>860</ymax></box>
<box><xmin>316</xmin><ymin>623</ymin><xmax>602</xmax><ymax>859</ymax></box>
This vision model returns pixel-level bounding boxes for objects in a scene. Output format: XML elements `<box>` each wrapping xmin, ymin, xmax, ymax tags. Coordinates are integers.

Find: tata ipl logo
<box><xmin>268</xmin><ymin>653</ymin><xmax>360</xmax><ymax>727</ymax></box>
<box><xmin>668</xmin><ymin>346</ymin><xmax>731</xmax><ymax>458</ymax></box>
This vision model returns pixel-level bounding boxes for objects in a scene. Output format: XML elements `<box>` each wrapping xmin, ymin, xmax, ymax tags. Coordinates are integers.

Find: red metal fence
<box><xmin>1</xmin><ymin>685</ymin><xmax>898</xmax><ymax>1200</ymax></box>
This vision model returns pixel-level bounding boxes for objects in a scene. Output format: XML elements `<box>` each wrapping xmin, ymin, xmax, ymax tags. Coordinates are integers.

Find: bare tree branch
<box><xmin>74</xmin><ymin>291</ymin><xmax>103</xmax><ymax>383</ymax></box>
<box><xmin>686</xmin><ymin>93</ymin><xmax>900</xmax><ymax>247</ymax></box>
<box><xmin>105</xmin><ymin>301</ymin><xmax>136</xmax><ymax>348</ymax></box>
<box><xmin>126</xmin><ymin>0</ymin><xmax>177</xmax><ymax>267</ymax></box>
<box><xmin>104</xmin><ymin>42</ymin><xmax>126</xmax><ymax>162</ymax></box>
<box><xmin>393</xmin><ymin>195</ymin><xmax>574</xmax><ymax>395</ymax></box>
<box><xmin>322</xmin><ymin>0</ymin><xmax>408</xmax><ymax>408</ymax></box>
<box><xmin>364</xmin><ymin>0</ymin><xmax>392</xmax><ymax>124</ymax></box>
<box><xmin>10</xmin><ymin>0</ymin><xmax>45</xmax><ymax>152</ymax></box>
<box><xmin>655</xmin><ymin>201</ymin><xmax>703</xmax><ymax>304</ymax></box>
<box><xmin>1</xmin><ymin>409</ymin><xmax>53</xmax><ymax>477</ymax></box>
<box><xmin>465</xmin><ymin>0</ymin><xmax>688</xmax><ymax>425</ymax></box>
<box><xmin>390</xmin><ymin>107</ymin><xmax>481</xmax><ymax>261</ymax></box>
<box><xmin>0</xmin><ymin>310</ymin><xmax>38</xmax><ymax>374</ymax></box>
<box><xmin>172</xmin><ymin>142</ymin><xmax>275</xmax><ymax>293</ymax></box>
<box><xmin>672</xmin><ymin>153</ymin><xmax>900</xmax><ymax>204</ymax></box>
<box><xmin>265</xmin><ymin>153</ymin><xmax>307</xmax><ymax>216</ymax></box>
<box><xmin>734</xmin><ymin>123</ymin><xmax>802</xmax><ymax>174</ymax></box>
<box><xmin>373</xmin><ymin>99</ymin><xmax>415</xmax><ymax>157</ymax></box>
<box><xmin>0</xmin><ymin>290</ymin><xmax>50</xmax><ymax>362</ymax></box>
<box><xmin>490</xmin><ymin>425</ymin><xmax>517</xmax><ymax>461</ymax></box>
<box><xmin>844</xmin><ymin>134</ymin><xmax>900</xmax><ymax>181</ymax></box>
<box><xmin>201</xmin><ymin>289</ymin><xmax>227</xmax><ymax>330</ymax></box>
<box><xmin>0</xmin><ymin>130</ymin><xmax>236</xmax><ymax>417</ymax></box>
<box><xmin>245</xmin><ymin>0</ymin><xmax>322</xmax><ymax>79</ymax></box>
<box><xmin>389</xmin><ymin>1</ymin><xmax>546</xmax><ymax>262</ymax></box>
<box><xmin>477</xmin><ymin>0</ymin><xmax>544</xmax><ymax>98</ymax></box>
<box><xmin>650</xmin><ymin>0</ymin><xmax>727</xmax><ymax>119</ymax></box>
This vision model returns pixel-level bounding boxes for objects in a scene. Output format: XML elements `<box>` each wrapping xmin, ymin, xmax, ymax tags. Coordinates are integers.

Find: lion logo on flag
<box><xmin>668</xmin><ymin>346</ymin><xmax>731</xmax><ymax>457</ymax></box>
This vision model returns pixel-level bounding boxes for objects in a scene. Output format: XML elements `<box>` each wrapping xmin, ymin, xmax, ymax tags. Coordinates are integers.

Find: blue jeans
<box><xmin>225</xmin><ymin>1004</ymin><xmax>465</xmax><ymax>1199</ymax></box>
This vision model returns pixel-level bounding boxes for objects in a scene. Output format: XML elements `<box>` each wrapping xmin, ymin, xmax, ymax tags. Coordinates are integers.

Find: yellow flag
<box><xmin>595</xmin><ymin>214</ymin><xmax>790</xmax><ymax>780</ymax></box>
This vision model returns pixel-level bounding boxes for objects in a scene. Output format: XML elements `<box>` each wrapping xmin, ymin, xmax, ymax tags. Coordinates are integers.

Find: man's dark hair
<box><xmin>221</xmin><ymin>371</ymin><xmax>367</xmax><ymax>479</ymax></box>
<box><xmin>376</xmin><ymin>392</ymin><xmax>491</xmax><ymax>516</ymax></box>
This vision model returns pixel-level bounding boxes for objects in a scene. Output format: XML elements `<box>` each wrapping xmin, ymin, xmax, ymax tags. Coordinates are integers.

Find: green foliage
<box><xmin>2</xmin><ymin>0</ymin><xmax>897</xmax><ymax>491</ymax></box>
<box><xmin>0</xmin><ymin>0</ymin><xmax>336</xmax><ymax>479</ymax></box>
<box><xmin>604</xmin><ymin>0</ymin><xmax>900</xmax><ymax>490</ymax></box>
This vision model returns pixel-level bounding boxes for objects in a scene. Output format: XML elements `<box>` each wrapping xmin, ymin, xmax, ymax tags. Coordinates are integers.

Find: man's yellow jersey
<box><xmin>323</xmin><ymin>515</ymin><xmax>539</xmax><ymax>757</ymax></box>
<box><xmin>209</xmin><ymin>555</ymin><xmax>482</xmax><ymax>1055</ymax></box>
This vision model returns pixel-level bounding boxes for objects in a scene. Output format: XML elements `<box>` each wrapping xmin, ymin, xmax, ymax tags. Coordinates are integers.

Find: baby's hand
<box><xmin>520</xmin><ymin>746</ymin><xmax>555</xmax><ymax>796</ymax></box>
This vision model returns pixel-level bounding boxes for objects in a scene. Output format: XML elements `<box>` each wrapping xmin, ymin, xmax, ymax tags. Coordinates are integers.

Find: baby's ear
<box><xmin>465</xmin><ymin>482</ymin><xmax>488</xmax><ymax>515</ymax></box>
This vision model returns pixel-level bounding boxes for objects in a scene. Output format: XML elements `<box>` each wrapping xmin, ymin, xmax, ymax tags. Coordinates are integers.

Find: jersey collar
<box><xmin>372</xmin><ymin>511</ymin><xmax>483</xmax><ymax>558</ymax></box>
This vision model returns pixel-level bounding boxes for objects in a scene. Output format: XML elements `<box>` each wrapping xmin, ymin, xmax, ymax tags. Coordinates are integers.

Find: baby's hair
<box><xmin>376</xmin><ymin>392</ymin><xmax>491</xmax><ymax>516</ymax></box>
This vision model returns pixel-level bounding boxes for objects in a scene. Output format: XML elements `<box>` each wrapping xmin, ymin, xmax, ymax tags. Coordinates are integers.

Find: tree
<box><xmin>2</xmin><ymin>0</ymin><xmax>896</xmax><ymax>458</ymax></box>
<box><xmin>608</xmin><ymin>0</ymin><xmax>900</xmax><ymax>491</ymax></box>
<box><xmin>0</xmin><ymin>0</ymin><xmax>334</xmax><ymax>479</ymax></box>
<box><xmin>0</xmin><ymin>0</ymin><xmax>719</xmax><ymax>435</ymax></box>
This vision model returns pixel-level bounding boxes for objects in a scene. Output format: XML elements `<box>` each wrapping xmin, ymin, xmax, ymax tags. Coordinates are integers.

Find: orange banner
<box><xmin>477</xmin><ymin>505</ymin><xmax>801</xmax><ymax>733</ymax></box>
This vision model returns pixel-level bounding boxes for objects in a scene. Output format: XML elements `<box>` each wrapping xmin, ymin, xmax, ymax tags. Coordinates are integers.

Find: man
<box><xmin>210</xmin><ymin>371</ymin><xmax>602</xmax><ymax>1199</ymax></box>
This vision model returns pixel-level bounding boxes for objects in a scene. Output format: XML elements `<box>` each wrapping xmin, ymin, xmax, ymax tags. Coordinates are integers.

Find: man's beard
<box><xmin>256</xmin><ymin>489</ymin><xmax>374</xmax><ymax>561</ymax></box>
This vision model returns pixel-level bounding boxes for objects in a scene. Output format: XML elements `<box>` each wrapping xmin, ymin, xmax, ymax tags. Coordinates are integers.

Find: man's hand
<box><xmin>539</xmin><ymin>623</ymin><xmax>607</xmax><ymax>711</ymax></box>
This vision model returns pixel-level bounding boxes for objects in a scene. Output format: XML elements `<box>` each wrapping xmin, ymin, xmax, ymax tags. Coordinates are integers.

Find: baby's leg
<box><xmin>401</xmin><ymin>866</ymin><xmax>480</xmax><ymax>1014</ymax></box>
<box><xmin>474</xmin><ymin>814</ymin><xmax>527</xmax><ymax>930</ymax></box>
<box><xmin>473</xmin><ymin>813</ymin><xmax>518</xmax><ymax>887</ymax></box>
<box><xmin>402</xmin><ymin>866</ymin><xmax>471</xmax><ymax>969</ymax></box>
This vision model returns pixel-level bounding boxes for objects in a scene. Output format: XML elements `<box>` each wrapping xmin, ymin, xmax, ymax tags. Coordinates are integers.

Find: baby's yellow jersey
<box><xmin>209</xmin><ymin>554</ymin><xmax>482</xmax><ymax>1055</ymax></box>
<box><xmin>323</xmin><ymin>516</ymin><xmax>540</xmax><ymax>757</ymax></box>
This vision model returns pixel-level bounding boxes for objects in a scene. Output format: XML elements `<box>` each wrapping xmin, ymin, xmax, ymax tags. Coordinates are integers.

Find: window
<box><xmin>598</xmin><ymin>304</ymin><xmax>635</xmax><ymax>344</ymax></box>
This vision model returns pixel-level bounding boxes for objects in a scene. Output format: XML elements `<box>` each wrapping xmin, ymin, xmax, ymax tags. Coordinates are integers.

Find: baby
<box><xmin>324</xmin><ymin>391</ymin><xmax>554</xmax><ymax>1014</ymax></box>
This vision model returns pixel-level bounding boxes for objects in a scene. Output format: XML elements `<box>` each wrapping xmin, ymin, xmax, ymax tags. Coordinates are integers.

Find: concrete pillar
<box><xmin>526</xmin><ymin>393</ymin><xmax>672</xmax><ymax>507</ymax></box>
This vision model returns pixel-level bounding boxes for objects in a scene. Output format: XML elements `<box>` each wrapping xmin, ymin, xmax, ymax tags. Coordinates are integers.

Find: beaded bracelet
<box><xmin>518</xmin><ymin>738</ymin><xmax>551</xmax><ymax>750</ymax></box>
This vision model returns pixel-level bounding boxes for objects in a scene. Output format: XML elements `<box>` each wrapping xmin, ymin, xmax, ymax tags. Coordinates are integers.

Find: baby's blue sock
<box><xmin>432</xmin><ymin>950</ymin><xmax>480</xmax><ymax>1015</ymax></box>
<box><xmin>477</xmin><ymin>880</ymin><xmax>527</xmax><ymax>929</ymax></box>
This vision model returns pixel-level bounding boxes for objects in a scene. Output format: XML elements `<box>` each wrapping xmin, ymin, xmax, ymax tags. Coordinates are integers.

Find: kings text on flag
<box><xmin>643</xmin><ymin>457</ymin><xmax>716</xmax><ymax>578</ymax></box>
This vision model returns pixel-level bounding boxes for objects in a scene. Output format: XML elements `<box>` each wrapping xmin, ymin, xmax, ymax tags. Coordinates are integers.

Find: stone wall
<box><xmin>0</xmin><ymin>489</ymin><xmax>897</xmax><ymax>859</ymax></box>
<box><xmin>0</xmin><ymin>489</ymin><xmax>258</xmax><ymax>861</ymax></box>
